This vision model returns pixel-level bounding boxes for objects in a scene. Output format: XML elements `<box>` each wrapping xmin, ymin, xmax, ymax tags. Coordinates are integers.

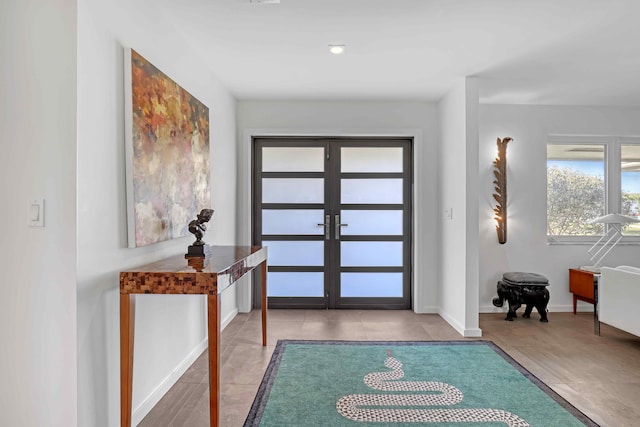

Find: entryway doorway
<box><xmin>252</xmin><ymin>137</ymin><xmax>412</xmax><ymax>309</ymax></box>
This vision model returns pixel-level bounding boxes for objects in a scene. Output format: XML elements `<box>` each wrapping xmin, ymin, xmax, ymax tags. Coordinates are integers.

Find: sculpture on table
<box><xmin>186</xmin><ymin>209</ymin><xmax>214</xmax><ymax>257</ymax></box>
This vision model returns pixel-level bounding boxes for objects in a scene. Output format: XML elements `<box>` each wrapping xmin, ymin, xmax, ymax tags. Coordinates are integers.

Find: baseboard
<box><xmin>132</xmin><ymin>338</ymin><xmax>208</xmax><ymax>425</ymax></box>
<box><xmin>221</xmin><ymin>307</ymin><xmax>239</xmax><ymax>330</ymax></box>
<box><xmin>479</xmin><ymin>304</ymin><xmax>595</xmax><ymax>313</ymax></box>
<box><xmin>132</xmin><ymin>308</ymin><xmax>240</xmax><ymax>425</ymax></box>
<box><xmin>412</xmin><ymin>305</ymin><xmax>439</xmax><ymax>314</ymax></box>
<box><xmin>462</xmin><ymin>327</ymin><xmax>483</xmax><ymax>337</ymax></box>
<box><xmin>438</xmin><ymin>310</ymin><xmax>482</xmax><ymax>337</ymax></box>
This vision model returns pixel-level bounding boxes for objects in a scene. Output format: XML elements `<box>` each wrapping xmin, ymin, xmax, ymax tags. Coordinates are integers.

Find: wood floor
<box><xmin>140</xmin><ymin>310</ymin><xmax>640</xmax><ymax>427</ymax></box>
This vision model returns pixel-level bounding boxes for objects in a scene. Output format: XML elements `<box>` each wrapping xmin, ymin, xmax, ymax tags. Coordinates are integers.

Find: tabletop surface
<box><xmin>119</xmin><ymin>245</ymin><xmax>267</xmax><ymax>295</ymax></box>
<box><xmin>121</xmin><ymin>245</ymin><xmax>264</xmax><ymax>273</ymax></box>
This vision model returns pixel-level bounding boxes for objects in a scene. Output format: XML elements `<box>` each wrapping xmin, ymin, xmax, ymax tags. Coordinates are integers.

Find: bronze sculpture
<box><xmin>186</xmin><ymin>208</ymin><xmax>214</xmax><ymax>257</ymax></box>
<box><xmin>188</xmin><ymin>208</ymin><xmax>214</xmax><ymax>245</ymax></box>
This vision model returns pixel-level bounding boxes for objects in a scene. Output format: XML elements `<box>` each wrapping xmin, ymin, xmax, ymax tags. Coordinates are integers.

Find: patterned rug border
<box><xmin>244</xmin><ymin>340</ymin><xmax>599</xmax><ymax>427</ymax></box>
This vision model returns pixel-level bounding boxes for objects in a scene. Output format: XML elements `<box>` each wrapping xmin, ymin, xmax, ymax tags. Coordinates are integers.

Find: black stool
<box><xmin>492</xmin><ymin>272</ymin><xmax>549</xmax><ymax>322</ymax></box>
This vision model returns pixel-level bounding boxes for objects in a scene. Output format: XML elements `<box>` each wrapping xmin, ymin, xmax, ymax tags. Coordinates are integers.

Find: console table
<box><xmin>120</xmin><ymin>245</ymin><xmax>268</xmax><ymax>427</ymax></box>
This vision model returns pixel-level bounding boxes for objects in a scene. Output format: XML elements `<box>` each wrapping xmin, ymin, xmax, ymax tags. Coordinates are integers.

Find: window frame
<box><xmin>547</xmin><ymin>134</ymin><xmax>640</xmax><ymax>244</ymax></box>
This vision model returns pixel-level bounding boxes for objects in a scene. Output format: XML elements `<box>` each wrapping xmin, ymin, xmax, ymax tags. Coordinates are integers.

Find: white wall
<box><xmin>76</xmin><ymin>0</ymin><xmax>238</xmax><ymax>425</ymax></box>
<box><xmin>478</xmin><ymin>104</ymin><xmax>640</xmax><ymax>314</ymax></box>
<box><xmin>437</xmin><ymin>78</ymin><xmax>482</xmax><ymax>337</ymax></box>
<box><xmin>0</xmin><ymin>0</ymin><xmax>78</xmax><ymax>425</ymax></box>
<box><xmin>236</xmin><ymin>101</ymin><xmax>439</xmax><ymax>313</ymax></box>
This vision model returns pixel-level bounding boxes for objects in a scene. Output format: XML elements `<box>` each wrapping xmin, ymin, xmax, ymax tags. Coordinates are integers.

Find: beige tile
<box><xmin>301</xmin><ymin>320</ymin><xmax>368</xmax><ymax>341</ymax></box>
<box><xmin>221</xmin><ymin>344</ymin><xmax>275</xmax><ymax>385</ymax></box>
<box><xmin>220</xmin><ymin>384</ymin><xmax>260</xmax><ymax>427</ymax></box>
<box><xmin>177</xmin><ymin>351</ymin><xmax>208</xmax><ymax>384</ymax></box>
<box><xmin>167</xmin><ymin>383</ymin><xmax>210</xmax><ymax>427</ymax></box>
<box><xmin>356</xmin><ymin>309</ymin><xmax>419</xmax><ymax>324</ymax></box>
<box><xmin>262</xmin><ymin>308</ymin><xmax>306</xmax><ymax>322</ymax></box>
<box><xmin>363</xmin><ymin>321</ymin><xmax>433</xmax><ymax>341</ymax></box>
<box><xmin>138</xmin><ymin>382</ymin><xmax>199</xmax><ymax>427</ymax></box>
<box><xmin>302</xmin><ymin>309</ymin><xmax>361</xmax><ymax>322</ymax></box>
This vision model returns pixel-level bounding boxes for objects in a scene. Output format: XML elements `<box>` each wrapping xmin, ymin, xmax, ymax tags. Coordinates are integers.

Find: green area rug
<box><xmin>244</xmin><ymin>340</ymin><xmax>598</xmax><ymax>427</ymax></box>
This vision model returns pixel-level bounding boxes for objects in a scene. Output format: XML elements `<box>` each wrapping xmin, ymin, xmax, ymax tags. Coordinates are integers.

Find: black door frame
<box><xmin>252</xmin><ymin>136</ymin><xmax>412</xmax><ymax>309</ymax></box>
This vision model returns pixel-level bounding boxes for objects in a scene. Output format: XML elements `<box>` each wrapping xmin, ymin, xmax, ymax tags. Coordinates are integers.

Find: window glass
<box><xmin>622</xmin><ymin>145</ymin><xmax>640</xmax><ymax>235</ymax></box>
<box><xmin>340</xmin><ymin>273</ymin><xmax>403</xmax><ymax>297</ymax></box>
<box><xmin>262</xmin><ymin>147</ymin><xmax>324</xmax><ymax>172</ymax></box>
<box><xmin>341</xmin><ymin>179</ymin><xmax>403</xmax><ymax>204</ymax></box>
<box><xmin>262</xmin><ymin>241</ymin><xmax>324</xmax><ymax>266</ymax></box>
<box><xmin>262</xmin><ymin>178</ymin><xmax>323</xmax><ymax>203</ymax></box>
<box><xmin>340</xmin><ymin>242</ymin><xmax>403</xmax><ymax>266</ymax></box>
<box><xmin>267</xmin><ymin>272</ymin><xmax>324</xmax><ymax>297</ymax></box>
<box><xmin>340</xmin><ymin>210</ymin><xmax>402</xmax><ymax>235</ymax></box>
<box><xmin>262</xmin><ymin>210</ymin><xmax>324</xmax><ymax>235</ymax></box>
<box><xmin>341</xmin><ymin>147</ymin><xmax>403</xmax><ymax>172</ymax></box>
<box><xmin>547</xmin><ymin>144</ymin><xmax>605</xmax><ymax>236</ymax></box>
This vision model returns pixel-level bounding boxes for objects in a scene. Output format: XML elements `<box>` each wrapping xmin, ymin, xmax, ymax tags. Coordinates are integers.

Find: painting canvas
<box><xmin>124</xmin><ymin>48</ymin><xmax>210</xmax><ymax>247</ymax></box>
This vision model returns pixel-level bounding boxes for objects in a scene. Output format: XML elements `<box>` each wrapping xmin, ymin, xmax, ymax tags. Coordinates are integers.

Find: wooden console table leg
<box><xmin>572</xmin><ymin>294</ymin><xmax>577</xmax><ymax>315</ymax></box>
<box><xmin>261</xmin><ymin>261</ymin><xmax>268</xmax><ymax>346</ymax></box>
<box><xmin>207</xmin><ymin>294</ymin><xmax>221</xmax><ymax>427</ymax></box>
<box><xmin>120</xmin><ymin>294</ymin><xmax>135</xmax><ymax>427</ymax></box>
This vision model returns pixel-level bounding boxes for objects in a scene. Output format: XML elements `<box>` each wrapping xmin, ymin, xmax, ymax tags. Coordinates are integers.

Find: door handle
<box><xmin>317</xmin><ymin>215</ymin><xmax>330</xmax><ymax>240</ymax></box>
<box><xmin>335</xmin><ymin>214</ymin><xmax>348</xmax><ymax>240</ymax></box>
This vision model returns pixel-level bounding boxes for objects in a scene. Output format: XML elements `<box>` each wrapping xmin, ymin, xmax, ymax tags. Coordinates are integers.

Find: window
<box><xmin>547</xmin><ymin>136</ymin><xmax>640</xmax><ymax>240</ymax></box>
<box><xmin>621</xmin><ymin>144</ymin><xmax>640</xmax><ymax>235</ymax></box>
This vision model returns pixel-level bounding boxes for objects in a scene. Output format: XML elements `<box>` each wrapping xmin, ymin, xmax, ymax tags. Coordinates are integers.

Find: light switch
<box><xmin>28</xmin><ymin>198</ymin><xmax>44</xmax><ymax>227</ymax></box>
<box><xmin>30</xmin><ymin>204</ymin><xmax>39</xmax><ymax>221</ymax></box>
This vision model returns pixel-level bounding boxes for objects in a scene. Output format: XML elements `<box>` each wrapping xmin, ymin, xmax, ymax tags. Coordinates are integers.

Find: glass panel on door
<box><xmin>262</xmin><ymin>210</ymin><xmax>325</xmax><ymax>235</ymax></box>
<box><xmin>268</xmin><ymin>272</ymin><xmax>324</xmax><ymax>297</ymax></box>
<box><xmin>262</xmin><ymin>241</ymin><xmax>324</xmax><ymax>266</ymax></box>
<box><xmin>340</xmin><ymin>210</ymin><xmax>402</xmax><ymax>235</ymax></box>
<box><xmin>341</xmin><ymin>147</ymin><xmax>403</xmax><ymax>172</ymax></box>
<box><xmin>262</xmin><ymin>178</ymin><xmax>324</xmax><ymax>203</ymax></box>
<box><xmin>262</xmin><ymin>147</ymin><xmax>324</xmax><ymax>172</ymax></box>
<box><xmin>341</xmin><ymin>273</ymin><xmax>403</xmax><ymax>297</ymax></box>
<box><xmin>341</xmin><ymin>179</ymin><xmax>403</xmax><ymax>204</ymax></box>
<box><xmin>340</xmin><ymin>242</ymin><xmax>403</xmax><ymax>267</ymax></box>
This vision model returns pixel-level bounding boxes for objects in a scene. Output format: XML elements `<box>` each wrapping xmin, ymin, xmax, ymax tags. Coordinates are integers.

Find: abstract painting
<box><xmin>124</xmin><ymin>48</ymin><xmax>210</xmax><ymax>247</ymax></box>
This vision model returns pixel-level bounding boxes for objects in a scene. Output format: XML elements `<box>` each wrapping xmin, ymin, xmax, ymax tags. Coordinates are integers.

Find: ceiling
<box><xmin>156</xmin><ymin>0</ymin><xmax>640</xmax><ymax>106</ymax></box>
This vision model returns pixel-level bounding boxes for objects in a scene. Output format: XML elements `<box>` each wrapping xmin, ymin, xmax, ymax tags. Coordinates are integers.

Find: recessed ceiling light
<box><xmin>329</xmin><ymin>45</ymin><xmax>346</xmax><ymax>55</ymax></box>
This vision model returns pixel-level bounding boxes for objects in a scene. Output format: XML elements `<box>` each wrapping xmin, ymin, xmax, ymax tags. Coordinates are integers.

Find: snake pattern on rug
<box><xmin>336</xmin><ymin>350</ymin><xmax>530</xmax><ymax>426</ymax></box>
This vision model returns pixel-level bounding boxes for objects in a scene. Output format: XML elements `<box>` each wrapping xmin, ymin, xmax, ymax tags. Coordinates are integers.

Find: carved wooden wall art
<box><xmin>493</xmin><ymin>137</ymin><xmax>512</xmax><ymax>244</ymax></box>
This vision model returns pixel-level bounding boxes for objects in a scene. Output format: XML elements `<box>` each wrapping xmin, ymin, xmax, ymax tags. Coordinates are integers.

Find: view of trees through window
<box><xmin>547</xmin><ymin>143</ymin><xmax>640</xmax><ymax>237</ymax></box>
<box><xmin>621</xmin><ymin>145</ymin><xmax>640</xmax><ymax>234</ymax></box>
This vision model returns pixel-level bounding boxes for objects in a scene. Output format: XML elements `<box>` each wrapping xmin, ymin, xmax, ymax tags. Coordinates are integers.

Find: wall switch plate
<box><xmin>444</xmin><ymin>208</ymin><xmax>453</xmax><ymax>220</ymax></box>
<box><xmin>28</xmin><ymin>198</ymin><xmax>44</xmax><ymax>227</ymax></box>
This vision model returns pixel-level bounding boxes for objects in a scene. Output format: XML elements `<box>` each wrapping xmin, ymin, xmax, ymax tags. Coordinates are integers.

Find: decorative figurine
<box><xmin>492</xmin><ymin>272</ymin><xmax>550</xmax><ymax>322</ymax></box>
<box><xmin>186</xmin><ymin>208</ymin><xmax>214</xmax><ymax>257</ymax></box>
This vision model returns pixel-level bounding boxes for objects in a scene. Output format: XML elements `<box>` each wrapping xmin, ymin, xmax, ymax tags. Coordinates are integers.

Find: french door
<box><xmin>252</xmin><ymin>137</ymin><xmax>412</xmax><ymax>309</ymax></box>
